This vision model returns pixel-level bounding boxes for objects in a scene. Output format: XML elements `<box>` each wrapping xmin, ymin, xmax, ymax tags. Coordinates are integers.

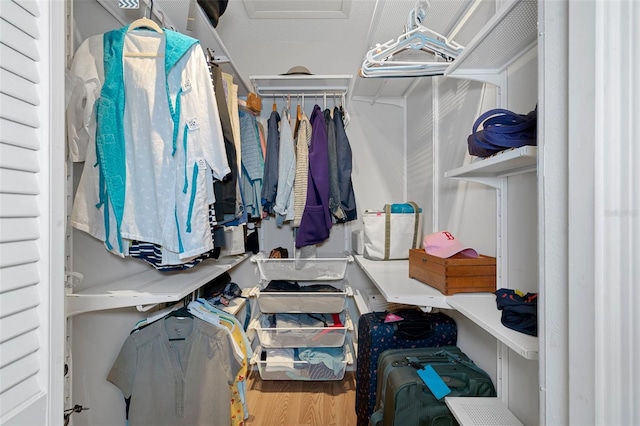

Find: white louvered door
<box><xmin>0</xmin><ymin>0</ymin><xmax>65</xmax><ymax>424</ymax></box>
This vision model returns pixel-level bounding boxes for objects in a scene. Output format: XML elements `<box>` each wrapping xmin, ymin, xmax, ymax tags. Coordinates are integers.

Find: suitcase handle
<box><xmin>434</xmin><ymin>349</ymin><xmax>491</xmax><ymax>377</ymax></box>
<box><xmin>393</xmin><ymin>320</ymin><xmax>434</xmax><ymax>340</ymax></box>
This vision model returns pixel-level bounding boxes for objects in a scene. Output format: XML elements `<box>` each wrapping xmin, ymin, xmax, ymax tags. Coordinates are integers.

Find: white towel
<box><xmin>265</xmin><ymin>348</ymin><xmax>296</xmax><ymax>372</ymax></box>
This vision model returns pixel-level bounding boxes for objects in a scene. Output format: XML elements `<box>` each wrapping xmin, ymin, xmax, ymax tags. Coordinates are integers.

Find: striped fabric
<box><xmin>293</xmin><ymin>114</ymin><xmax>311</xmax><ymax>227</ymax></box>
<box><xmin>128</xmin><ymin>195</ymin><xmax>218</xmax><ymax>270</ymax></box>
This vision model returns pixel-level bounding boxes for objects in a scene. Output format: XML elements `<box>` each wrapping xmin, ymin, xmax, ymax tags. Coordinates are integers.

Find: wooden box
<box><xmin>408</xmin><ymin>249</ymin><xmax>496</xmax><ymax>295</ymax></box>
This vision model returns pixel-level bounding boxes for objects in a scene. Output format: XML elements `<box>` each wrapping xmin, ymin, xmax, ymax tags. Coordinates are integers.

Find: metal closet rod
<box><xmin>261</xmin><ymin>92</ymin><xmax>346</xmax><ymax>97</ymax></box>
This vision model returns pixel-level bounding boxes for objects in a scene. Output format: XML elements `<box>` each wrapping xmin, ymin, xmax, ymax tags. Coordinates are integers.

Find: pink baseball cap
<box><xmin>423</xmin><ymin>231</ymin><xmax>479</xmax><ymax>258</ymax></box>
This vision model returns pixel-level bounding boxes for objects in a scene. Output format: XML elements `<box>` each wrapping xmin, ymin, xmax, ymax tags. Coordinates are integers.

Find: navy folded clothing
<box><xmin>262</xmin><ymin>280</ymin><xmax>300</xmax><ymax>292</ymax></box>
<box><xmin>495</xmin><ymin>289</ymin><xmax>537</xmax><ymax>336</ymax></box>
<box><xmin>262</xmin><ymin>280</ymin><xmax>340</xmax><ymax>293</ymax></box>
<box><xmin>299</xmin><ymin>284</ymin><xmax>340</xmax><ymax>292</ymax></box>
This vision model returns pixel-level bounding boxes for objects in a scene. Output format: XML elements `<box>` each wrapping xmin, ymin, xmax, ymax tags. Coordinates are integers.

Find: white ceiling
<box><xmin>241</xmin><ymin>0</ymin><xmax>353</xmax><ymax>19</ymax></box>
<box><xmin>75</xmin><ymin>0</ymin><xmax>497</xmax><ymax>99</ymax></box>
<box><xmin>213</xmin><ymin>0</ymin><xmax>496</xmax><ymax>99</ymax></box>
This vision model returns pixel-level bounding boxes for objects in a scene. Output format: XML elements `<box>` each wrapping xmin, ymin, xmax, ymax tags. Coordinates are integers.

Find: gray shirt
<box><xmin>108</xmin><ymin>317</ymin><xmax>241</xmax><ymax>425</ymax></box>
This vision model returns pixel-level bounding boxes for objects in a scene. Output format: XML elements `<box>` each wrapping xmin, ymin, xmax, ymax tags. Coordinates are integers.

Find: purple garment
<box><xmin>296</xmin><ymin>105</ymin><xmax>332</xmax><ymax>248</ymax></box>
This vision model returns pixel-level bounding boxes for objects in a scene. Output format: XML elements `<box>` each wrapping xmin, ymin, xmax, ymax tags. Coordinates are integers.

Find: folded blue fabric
<box><xmin>297</xmin><ymin>347</ymin><xmax>345</xmax><ymax>374</ymax></box>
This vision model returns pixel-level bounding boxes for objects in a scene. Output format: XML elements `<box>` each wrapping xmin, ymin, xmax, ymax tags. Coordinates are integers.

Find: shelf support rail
<box><xmin>136</xmin><ymin>287</ymin><xmax>200</xmax><ymax>313</ymax></box>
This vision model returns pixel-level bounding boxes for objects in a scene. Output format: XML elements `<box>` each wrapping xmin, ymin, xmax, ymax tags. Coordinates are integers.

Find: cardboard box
<box><xmin>408</xmin><ymin>249</ymin><xmax>496</xmax><ymax>295</ymax></box>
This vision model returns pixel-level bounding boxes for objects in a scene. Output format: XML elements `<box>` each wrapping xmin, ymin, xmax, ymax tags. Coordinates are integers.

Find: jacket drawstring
<box><xmin>182</xmin><ymin>124</ymin><xmax>189</xmax><ymax>193</ymax></box>
<box><xmin>168</xmin><ymin>86</ymin><xmax>183</xmax><ymax>156</ymax></box>
<box><xmin>186</xmin><ymin>162</ymin><xmax>198</xmax><ymax>233</ymax></box>
<box><xmin>174</xmin><ymin>208</ymin><xmax>184</xmax><ymax>254</ymax></box>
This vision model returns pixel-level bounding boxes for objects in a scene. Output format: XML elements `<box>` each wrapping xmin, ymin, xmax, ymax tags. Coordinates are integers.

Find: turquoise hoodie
<box><xmin>94</xmin><ymin>26</ymin><xmax>198</xmax><ymax>253</ymax></box>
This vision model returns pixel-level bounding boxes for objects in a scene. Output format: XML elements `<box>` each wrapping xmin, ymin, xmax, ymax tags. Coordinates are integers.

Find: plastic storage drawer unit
<box><xmin>250</xmin><ymin>312</ymin><xmax>351</xmax><ymax>348</ymax></box>
<box><xmin>252</xmin><ymin>344</ymin><xmax>353</xmax><ymax>381</ymax></box>
<box><xmin>251</xmin><ymin>252</ymin><xmax>353</xmax><ymax>281</ymax></box>
<box><xmin>256</xmin><ymin>279</ymin><xmax>350</xmax><ymax>313</ymax></box>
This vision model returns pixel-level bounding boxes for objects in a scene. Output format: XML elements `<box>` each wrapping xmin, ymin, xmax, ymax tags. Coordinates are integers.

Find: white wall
<box><xmin>348</xmin><ymin>100</ymin><xmax>405</xmax><ymax>211</ymax></box>
<box><xmin>71</xmin><ymin>310</ymin><xmax>145</xmax><ymax>425</ymax></box>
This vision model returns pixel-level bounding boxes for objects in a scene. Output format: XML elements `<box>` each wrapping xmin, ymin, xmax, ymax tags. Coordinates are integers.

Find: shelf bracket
<box><xmin>448</xmin><ymin>176</ymin><xmax>501</xmax><ymax>189</ymax></box>
<box><xmin>136</xmin><ymin>303</ymin><xmax>160</xmax><ymax>313</ymax></box>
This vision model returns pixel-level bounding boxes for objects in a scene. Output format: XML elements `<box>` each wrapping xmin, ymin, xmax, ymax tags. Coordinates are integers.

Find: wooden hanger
<box><xmin>128</xmin><ymin>0</ymin><xmax>163</xmax><ymax>35</ymax></box>
<box><xmin>125</xmin><ymin>0</ymin><xmax>164</xmax><ymax>58</ymax></box>
<box><xmin>294</xmin><ymin>95</ymin><xmax>302</xmax><ymax>138</ymax></box>
<box><xmin>125</xmin><ymin>18</ymin><xmax>164</xmax><ymax>57</ymax></box>
<box><xmin>272</xmin><ymin>96</ymin><xmax>277</xmax><ymax>112</ymax></box>
<box><xmin>127</xmin><ymin>17</ymin><xmax>163</xmax><ymax>34</ymax></box>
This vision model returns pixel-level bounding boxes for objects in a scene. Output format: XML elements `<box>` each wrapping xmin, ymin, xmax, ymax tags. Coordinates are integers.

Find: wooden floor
<box><xmin>243</xmin><ymin>370</ymin><xmax>357</xmax><ymax>426</ymax></box>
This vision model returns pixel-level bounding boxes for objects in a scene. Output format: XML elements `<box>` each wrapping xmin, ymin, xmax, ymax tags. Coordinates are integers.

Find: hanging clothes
<box><xmin>293</xmin><ymin>112</ymin><xmax>311</xmax><ymax>228</ymax></box>
<box><xmin>296</xmin><ymin>105</ymin><xmax>332</xmax><ymax>247</ymax></box>
<box><xmin>333</xmin><ymin>106</ymin><xmax>358</xmax><ymax>222</ymax></box>
<box><xmin>221</xmin><ymin>72</ymin><xmax>242</xmax><ymax>173</ymax></box>
<box><xmin>128</xmin><ymin>240</ymin><xmax>207</xmax><ymax>271</ymax></box>
<box><xmin>325</xmin><ymin>108</ymin><xmax>344</xmax><ymax>221</ymax></box>
<box><xmin>66</xmin><ymin>34</ymin><xmax>103</xmax><ymax>163</ymax></box>
<box><xmin>188</xmin><ymin>299</ymin><xmax>253</xmax><ymax>425</ymax></box>
<box><xmin>273</xmin><ymin>108</ymin><xmax>296</xmax><ymax>226</ymax></box>
<box><xmin>260</xmin><ymin>109</ymin><xmax>280</xmax><ymax>216</ymax></box>
<box><xmin>68</xmin><ymin>27</ymin><xmax>229</xmax><ymax>260</ymax></box>
<box><xmin>210</xmin><ymin>63</ymin><xmax>239</xmax><ymax>221</ymax></box>
<box><xmin>239</xmin><ymin>109</ymin><xmax>264</xmax><ymax>219</ymax></box>
<box><xmin>107</xmin><ymin>316</ymin><xmax>241</xmax><ymax>426</ymax></box>
<box><xmin>257</xmin><ymin>119</ymin><xmax>267</xmax><ymax>159</ymax></box>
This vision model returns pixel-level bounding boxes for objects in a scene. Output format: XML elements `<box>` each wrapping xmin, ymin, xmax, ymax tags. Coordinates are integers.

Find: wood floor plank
<box><xmin>244</xmin><ymin>370</ymin><xmax>357</xmax><ymax>426</ymax></box>
<box><xmin>297</xmin><ymin>383</ymin><xmax>325</xmax><ymax>425</ymax></box>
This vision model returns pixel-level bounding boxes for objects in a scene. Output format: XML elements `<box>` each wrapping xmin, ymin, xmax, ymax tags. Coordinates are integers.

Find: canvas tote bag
<box><xmin>362</xmin><ymin>202</ymin><xmax>422</xmax><ymax>260</ymax></box>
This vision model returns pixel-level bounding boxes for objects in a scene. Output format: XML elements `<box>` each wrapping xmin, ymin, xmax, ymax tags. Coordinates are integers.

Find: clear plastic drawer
<box><xmin>255</xmin><ymin>279</ymin><xmax>351</xmax><ymax>313</ymax></box>
<box><xmin>249</xmin><ymin>312</ymin><xmax>352</xmax><ymax>348</ymax></box>
<box><xmin>251</xmin><ymin>344</ymin><xmax>353</xmax><ymax>381</ymax></box>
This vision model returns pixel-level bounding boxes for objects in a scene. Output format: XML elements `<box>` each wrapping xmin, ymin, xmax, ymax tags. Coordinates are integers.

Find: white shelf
<box><xmin>445</xmin><ymin>146</ymin><xmax>537</xmax><ymax>188</ymax></box>
<box><xmin>353</xmin><ymin>255</ymin><xmax>451</xmax><ymax>310</ymax></box>
<box><xmin>445</xmin><ymin>397</ymin><xmax>524</xmax><ymax>426</ymax></box>
<box><xmin>444</xmin><ymin>0</ymin><xmax>538</xmax><ymax>86</ymax></box>
<box><xmin>354</xmin><ymin>256</ymin><xmax>538</xmax><ymax>360</ymax></box>
<box><xmin>448</xmin><ymin>294</ymin><xmax>538</xmax><ymax>360</ymax></box>
<box><xmin>250</xmin><ymin>74</ymin><xmax>352</xmax><ymax>96</ymax></box>
<box><xmin>66</xmin><ymin>254</ymin><xmax>250</xmax><ymax>317</ymax></box>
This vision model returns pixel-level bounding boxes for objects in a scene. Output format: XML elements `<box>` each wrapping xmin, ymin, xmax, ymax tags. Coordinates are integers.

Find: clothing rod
<box><xmin>259</xmin><ymin>92</ymin><xmax>346</xmax><ymax>97</ymax></box>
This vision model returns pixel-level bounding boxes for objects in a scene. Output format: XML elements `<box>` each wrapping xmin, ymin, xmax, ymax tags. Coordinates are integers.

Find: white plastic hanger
<box><xmin>368</xmin><ymin>27</ymin><xmax>462</xmax><ymax>64</ymax></box>
<box><xmin>360</xmin><ymin>42</ymin><xmax>451</xmax><ymax>77</ymax></box>
<box><xmin>360</xmin><ymin>0</ymin><xmax>463</xmax><ymax>78</ymax></box>
<box><xmin>125</xmin><ymin>0</ymin><xmax>165</xmax><ymax>58</ymax></box>
<box><xmin>361</xmin><ymin>25</ymin><xmax>462</xmax><ymax>76</ymax></box>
